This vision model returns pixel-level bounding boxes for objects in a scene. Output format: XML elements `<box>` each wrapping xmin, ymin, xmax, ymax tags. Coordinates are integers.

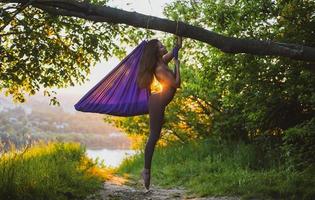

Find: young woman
<box><xmin>136</xmin><ymin>37</ymin><xmax>182</xmax><ymax>190</ymax></box>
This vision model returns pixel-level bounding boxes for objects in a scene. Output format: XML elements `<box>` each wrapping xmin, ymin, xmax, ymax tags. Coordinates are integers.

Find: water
<box><xmin>86</xmin><ymin>148</ymin><xmax>139</xmax><ymax>168</ymax></box>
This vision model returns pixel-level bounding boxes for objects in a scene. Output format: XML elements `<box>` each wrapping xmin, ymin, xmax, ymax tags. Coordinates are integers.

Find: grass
<box><xmin>116</xmin><ymin>139</ymin><xmax>315</xmax><ymax>200</ymax></box>
<box><xmin>0</xmin><ymin>141</ymin><xmax>109</xmax><ymax>200</ymax></box>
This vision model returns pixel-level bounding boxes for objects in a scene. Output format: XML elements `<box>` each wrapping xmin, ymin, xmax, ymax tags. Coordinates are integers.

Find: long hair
<box><xmin>136</xmin><ymin>39</ymin><xmax>159</xmax><ymax>89</ymax></box>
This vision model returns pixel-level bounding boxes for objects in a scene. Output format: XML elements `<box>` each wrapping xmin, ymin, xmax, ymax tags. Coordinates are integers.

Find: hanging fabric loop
<box><xmin>172</xmin><ymin>20</ymin><xmax>180</xmax><ymax>60</ymax></box>
<box><xmin>175</xmin><ymin>20</ymin><xmax>179</xmax><ymax>36</ymax></box>
<box><xmin>145</xmin><ymin>16</ymin><xmax>151</xmax><ymax>40</ymax></box>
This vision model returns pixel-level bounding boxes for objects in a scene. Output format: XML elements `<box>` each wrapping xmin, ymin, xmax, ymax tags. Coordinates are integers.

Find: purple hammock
<box><xmin>74</xmin><ymin>40</ymin><xmax>179</xmax><ymax>117</ymax></box>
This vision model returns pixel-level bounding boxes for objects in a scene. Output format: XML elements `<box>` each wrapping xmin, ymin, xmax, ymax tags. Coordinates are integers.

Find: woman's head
<box><xmin>137</xmin><ymin>39</ymin><xmax>167</xmax><ymax>89</ymax></box>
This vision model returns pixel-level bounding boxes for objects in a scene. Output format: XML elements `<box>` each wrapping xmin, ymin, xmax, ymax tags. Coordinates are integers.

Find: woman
<box><xmin>136</xmin><ymin>37</ymin><xmax>182</xmax><ymax>191</ymax></box>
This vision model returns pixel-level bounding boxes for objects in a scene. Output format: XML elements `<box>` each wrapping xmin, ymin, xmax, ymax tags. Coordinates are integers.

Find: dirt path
<box><xmin>98</xmin><ymin>175</ymin><xmax>240</xmax><ymax>200</ymax></box>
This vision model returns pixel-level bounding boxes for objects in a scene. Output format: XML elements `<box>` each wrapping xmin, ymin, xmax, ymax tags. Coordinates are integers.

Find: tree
<box><xmin>0</xmin><ymin>0</ymin><xmax>148</xmax><ymax>104</ymax></box>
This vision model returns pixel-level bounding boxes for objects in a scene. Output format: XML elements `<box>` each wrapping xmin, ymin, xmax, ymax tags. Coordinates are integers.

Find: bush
<box><xmin>251</xmin><ymin>134</ymin><xmax>283</xmax><ymax>170</ymax></box>
<box><xmin>282</xmin><ymin>118</ymin><xmax>315</xmax><ymax>170</ymax></box>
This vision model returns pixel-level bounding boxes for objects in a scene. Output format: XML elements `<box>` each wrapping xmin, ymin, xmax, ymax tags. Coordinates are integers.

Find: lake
<box><xmin>86</xmin><ymin>148</ymin><xmax>139</xmax><ymax>167</ymax></box>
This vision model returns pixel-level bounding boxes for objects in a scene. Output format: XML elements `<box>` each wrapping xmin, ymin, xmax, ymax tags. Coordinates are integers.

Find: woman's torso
<box><xmin>150</xmin><ymin>63</ymin><xmax>177</xmax><ymax>106</ymax></box>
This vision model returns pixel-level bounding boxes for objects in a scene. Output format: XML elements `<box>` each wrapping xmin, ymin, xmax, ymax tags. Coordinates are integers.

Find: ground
<box><xmin>97</xmin><ymin>175</ymin><xmax>241</xmax><ymax>200</ymax></box>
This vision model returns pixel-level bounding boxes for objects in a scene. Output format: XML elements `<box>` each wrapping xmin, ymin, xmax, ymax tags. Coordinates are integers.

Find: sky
<box><xmin>55</xmin><ymin>0</ymin><xmax>173</xmax><ymax>97</ymax></box>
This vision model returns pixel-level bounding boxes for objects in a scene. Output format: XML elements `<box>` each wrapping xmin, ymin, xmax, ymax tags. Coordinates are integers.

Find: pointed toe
<box><xmin>141</xmin><ymin>168</ymin><xmax>151</xmax><ymax>190</ymax></box>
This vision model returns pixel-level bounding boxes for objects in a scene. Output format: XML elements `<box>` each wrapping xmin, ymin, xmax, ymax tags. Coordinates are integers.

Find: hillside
<box><xmin>0</xmin><ymin>93</ymin><xmax>131</xmax><ymax>150</ymax></box>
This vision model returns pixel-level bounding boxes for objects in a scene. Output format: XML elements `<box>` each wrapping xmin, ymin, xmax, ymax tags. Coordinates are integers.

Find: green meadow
<box><xmin>0</xmin><ymin>142</ymin><xmax>106</xmax><ymax>200</ymax></box>
<box><xmin>117</xmin><ymin>138</ymin><xmax>315</xmax><ymax>200</ymax></box>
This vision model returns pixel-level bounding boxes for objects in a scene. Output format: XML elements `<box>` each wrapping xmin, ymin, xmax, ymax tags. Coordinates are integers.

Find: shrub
<box><xmin>282</xmin><ymin>118</ymin><xmax>315</xmax><ymax>170</ymax></box>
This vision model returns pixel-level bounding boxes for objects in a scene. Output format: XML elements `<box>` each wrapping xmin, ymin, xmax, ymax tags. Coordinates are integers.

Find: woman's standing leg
<box><xmin>144</xmin><ymin>93</ymin><xmax>165</xmax><ymax>170</ymax></box>
<box><xmin>142</xmin><ymin>93</ymin><xmax>165</xmax><ymax>190</ymax></box>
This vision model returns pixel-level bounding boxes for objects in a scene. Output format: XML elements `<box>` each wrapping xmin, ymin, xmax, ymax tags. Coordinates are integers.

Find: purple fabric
<box><xmin>172</xmin><ymin>46</ymin><xmax>179</xmax><ymax>60</ymax></box>
<box><xmin>74</xmin><ymin>40</ymin><xmax>151</xmax><ymax>116</ymax></box>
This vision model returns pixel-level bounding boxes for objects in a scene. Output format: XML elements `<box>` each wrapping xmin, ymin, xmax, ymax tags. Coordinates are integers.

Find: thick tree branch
<box><xmin>3</xmin><ymin>0</ymin><xmax>315</xmax><ymax>63</ymax></box>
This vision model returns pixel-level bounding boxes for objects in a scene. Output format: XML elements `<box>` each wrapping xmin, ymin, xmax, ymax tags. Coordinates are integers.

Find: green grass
<box><xmin>0</xmin><ymin>141</ymin><xmax>104</xmax><ymax>200</ymax></box>
<box><xmin>117</xmin><ymin>139</ymin><xmax>315</xmax><ymax>200</ymax></box>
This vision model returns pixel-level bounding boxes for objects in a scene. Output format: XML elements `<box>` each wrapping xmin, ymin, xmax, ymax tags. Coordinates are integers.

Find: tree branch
<box><xmin>190</xmin><ymin>95</ymin><xmax>222</xmax><ymax>113</ymax></box>
<box><xmin>169</xmin><ymin>130</ymin><xmax>186</xmax><ymax>144</ymax></box>
<box><xmin>0</xmin><ymin>0</ymin><xmax>33</xmax><ymax>32</ymax></box>
<box><xmin>2</xmin><ymin>0</ymin><xmax>315</xmax><ymax>63</ymax></box>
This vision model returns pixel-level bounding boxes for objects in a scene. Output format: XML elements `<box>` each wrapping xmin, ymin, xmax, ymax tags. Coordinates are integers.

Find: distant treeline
<box><xmin>0</xmin><ymin>106</ymin><xmax>131</xmax><ymax>150</ymax></box>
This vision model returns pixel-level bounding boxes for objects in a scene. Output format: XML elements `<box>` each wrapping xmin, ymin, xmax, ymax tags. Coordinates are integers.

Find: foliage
<box><xmin>163</xmin><ymin>0</ymin><xmax>315</xmax><ymax>141</ymax></box>
<box><xmin>0</xmin><ymin>141</ymin><xmax>104</xmax><ymax>200</ymax></box>
<box><xmin>0</xmin><ymin>1</ymin><xmax>128</xmax><ymax>105</ymax></box>
<box><xmin>282</xmin><ymin>117</ymin><xmax>315</xmax><ymax>170</ymax></box>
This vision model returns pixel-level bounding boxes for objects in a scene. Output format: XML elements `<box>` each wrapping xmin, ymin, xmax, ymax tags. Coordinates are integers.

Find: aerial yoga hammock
<box><xmin>74</xmin><ymin>40</ymin><xmax>180</xmax><ymax>116</ymax></box>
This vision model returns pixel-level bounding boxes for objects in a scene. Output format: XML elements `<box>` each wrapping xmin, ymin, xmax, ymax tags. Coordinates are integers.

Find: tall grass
<box><xmin>117</xmin><ymin>139</ymin><xmax>315</xmax><ymax>200</ymax></box>
<box><xmin>0</xmin><ymin>141</ymin><xmax>104</xmax><ymax>200</ymax></box>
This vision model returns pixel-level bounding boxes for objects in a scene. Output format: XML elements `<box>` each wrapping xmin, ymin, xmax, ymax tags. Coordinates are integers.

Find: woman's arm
<box><xmin>162</xmin><ymin>48</ymin><xmax>176</xmax><ymax>64</ymax></box>
<box><xmin>174</xmin><ymin>59</ymin><xmax>181</xmax><ymax>88</ymax></box>
<box><xmin>162</xmin><ymin>36</ymin><xmax>182</xmax><ymax>64</ymax></box>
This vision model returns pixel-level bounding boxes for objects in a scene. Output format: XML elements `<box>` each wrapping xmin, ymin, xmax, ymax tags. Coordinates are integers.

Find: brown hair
<box><xmin>136</xmin><ymin>39</ymin><xmax>159</xmax><ymax>89</ymax></box>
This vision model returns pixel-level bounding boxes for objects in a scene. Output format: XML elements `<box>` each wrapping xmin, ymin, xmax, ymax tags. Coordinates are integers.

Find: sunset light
<box><xmin>150</xmin><ymin>76</ymin><xmax>163</xmax><ymax>93</ymax></box>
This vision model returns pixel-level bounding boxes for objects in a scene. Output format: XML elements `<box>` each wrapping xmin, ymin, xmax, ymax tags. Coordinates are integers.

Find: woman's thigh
<box><xmin>148</xmin><ymin>93</ymin><xmax>165</xmax><ymax>134</ymax></box>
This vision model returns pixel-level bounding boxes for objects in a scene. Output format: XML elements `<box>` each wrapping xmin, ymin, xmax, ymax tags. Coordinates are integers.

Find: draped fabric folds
<box><xmin>74</xmin><ymin>40</ymin><xmax>151</xmax><ymax>116</ymax></box>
